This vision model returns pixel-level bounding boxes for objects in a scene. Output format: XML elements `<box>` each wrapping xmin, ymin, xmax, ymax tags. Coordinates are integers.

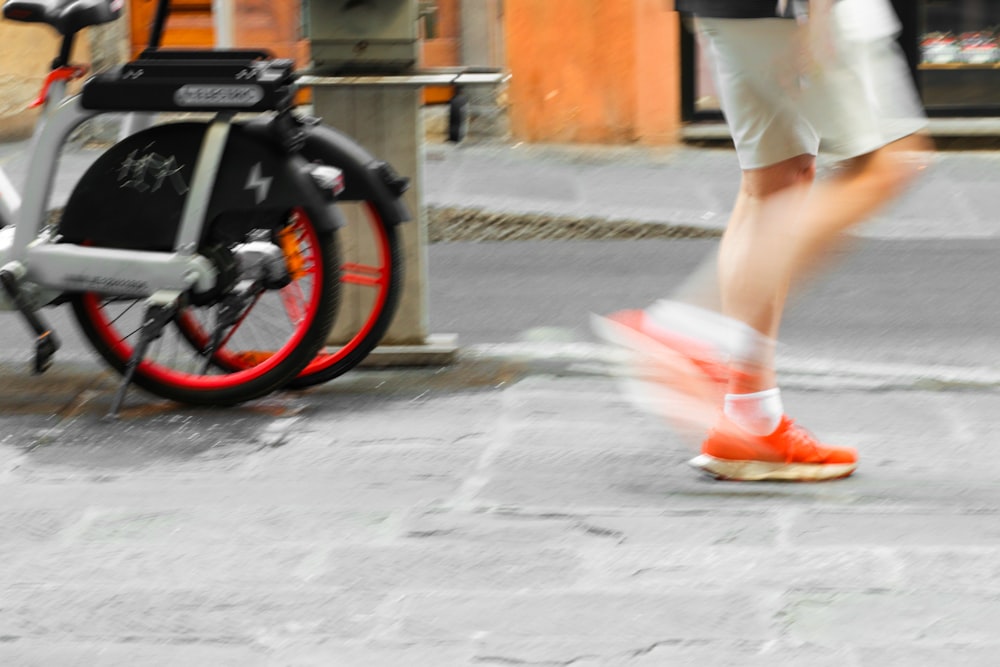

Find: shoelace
<box><xmin>779</xmin><ymin>419</ymin><xmax>827</xmax><ymax>463</ymax></box>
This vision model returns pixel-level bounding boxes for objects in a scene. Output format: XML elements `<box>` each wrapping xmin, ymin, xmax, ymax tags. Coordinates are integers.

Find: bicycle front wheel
<box><xmin>70</xmin><ymin>210</ymin><xmax>339</xmax><ymax>407</ymax></box>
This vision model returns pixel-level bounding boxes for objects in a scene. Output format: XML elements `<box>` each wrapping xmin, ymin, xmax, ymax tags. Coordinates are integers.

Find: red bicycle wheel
<box><xmin>71</xmin><ymin>210</ymin><xmax>338</xmax><ymax>406</ymax></box>
<box><xmin>287</xmin><ymin>200</ymin><xmax>402</xmax><ymax>388</ymax></box>
<box><xmin>180</xmin><ymin>200</ymin><xmax>403</xmax><ymax>388</ymax></box>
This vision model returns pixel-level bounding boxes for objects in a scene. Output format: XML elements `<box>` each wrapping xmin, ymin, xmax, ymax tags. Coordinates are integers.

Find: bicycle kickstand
<box><xmin>106</xmin><ymin>290</ymin><xmax>181</xmax><ymax>420</ymax></box>
<box><xmin>0</xmin><ymin>263</ymin><xmax>61</xmax><ymax>374</ymax></box>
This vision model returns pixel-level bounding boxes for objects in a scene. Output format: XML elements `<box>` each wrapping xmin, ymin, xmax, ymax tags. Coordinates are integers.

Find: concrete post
<box><xmin>459</xmin><ymin>0</ymin><xmax>491</xmax><ymax>67</ymax></box>
<box><xmin>313</xmin><ymin>85</ymin><xmax>426</xmax><ymax>346</ymax></box>
<box><xmin>457</xmin><ymin>0</ymin><xmax>508</xmax><ymax>141</ymax></box>
<box><xmin>310</xmin><ymin>82</ymin><xmax>459</xmax><ymax>364</ymax></box>
<box><xmin>304</xmin><ymin>0</ymin><xmax>460</xmax><ymax>365</ymax></box>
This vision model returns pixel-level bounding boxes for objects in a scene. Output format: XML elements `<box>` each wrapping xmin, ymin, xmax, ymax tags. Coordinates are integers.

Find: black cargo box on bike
<box><xmin>81</xmin><ymin>49</ymin><xmax>296</xmax><ymax>113</ymax></box>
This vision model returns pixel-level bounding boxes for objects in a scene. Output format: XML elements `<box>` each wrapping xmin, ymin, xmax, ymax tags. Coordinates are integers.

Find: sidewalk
<box><xmin>1</xmin><ymin>135</ymin><xmax>999</xmax><ymax>664</ymax></box>
<box><xmin>1</xmin><ymin>356</ymin><xmax>1000</xmax><ymax>665</ymax></box>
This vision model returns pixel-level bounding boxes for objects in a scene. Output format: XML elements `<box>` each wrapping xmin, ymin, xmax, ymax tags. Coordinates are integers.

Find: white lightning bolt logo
<box><xmin>245</xmin><ymin>163</ymin><xmax>272</xmax><ymax>204</ymax></box>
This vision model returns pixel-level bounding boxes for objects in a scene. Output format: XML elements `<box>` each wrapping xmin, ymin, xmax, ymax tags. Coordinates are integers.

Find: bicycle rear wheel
<box><xmin>288</xmin><ymin>199</ymin><xmax>402</xmax><ymax>388</ymax></box>
<box><xmin>70</xmin><ymin>209</ymin><xmax>339</xmax><ymax>406</ymax></box>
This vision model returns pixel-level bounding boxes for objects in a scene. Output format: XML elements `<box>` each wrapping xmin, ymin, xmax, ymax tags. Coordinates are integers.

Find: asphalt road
<box><xmin>0</xmin><ymin>236</ymin><xmax>996</xmax><ymax>375</ymax></box>
<box><xmin>428</xmin><ymin>237</ymin><xmax>1000</xmax><ymax>370</ymax></box>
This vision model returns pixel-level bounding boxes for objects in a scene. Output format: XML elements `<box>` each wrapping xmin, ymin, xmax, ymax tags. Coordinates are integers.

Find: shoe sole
<box><xmin>688</xmin><ymin>454</ymin><xmax>858</xmax><ymax>482</ymax></box>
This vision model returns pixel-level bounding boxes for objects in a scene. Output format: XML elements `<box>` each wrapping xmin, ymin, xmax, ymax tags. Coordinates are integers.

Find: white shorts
<box><xmin>696</xmin><ymin>16</ymin><xmax>927</xmax><ymax>169</ymax></box>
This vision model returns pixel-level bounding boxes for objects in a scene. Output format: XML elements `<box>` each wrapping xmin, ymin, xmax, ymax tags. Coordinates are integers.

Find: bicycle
<box><xmin>0</xmin><ymin>0</ymin><xmax>409</xmax><ymax>415</ymax></box>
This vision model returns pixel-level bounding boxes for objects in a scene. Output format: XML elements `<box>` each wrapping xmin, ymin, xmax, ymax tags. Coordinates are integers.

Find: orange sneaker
<box><xmin>591</xmin><ymin>310</ymin><xmax>729</xmax><ymax>386</ymax></box>
<box><xmin>592</xmin><ymin>310</ymin><xmax>728</xmax><ymax>433</ymax></box>
<box><xmin>689</xmin><ymin>415</ymin><xmax>858</xmax><ymax>482</ymax></box>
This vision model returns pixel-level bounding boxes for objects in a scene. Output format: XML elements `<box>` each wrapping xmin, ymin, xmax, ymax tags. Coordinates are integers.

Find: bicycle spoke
<box><xmin>279</xmin><ymin>281</ymin><xmax>307</xmax><ymax>324</ymax></box>
<box><xmin>342</xmin><ymin>262</ymin><xmax>386</xmax><ymax>288</ymax></box>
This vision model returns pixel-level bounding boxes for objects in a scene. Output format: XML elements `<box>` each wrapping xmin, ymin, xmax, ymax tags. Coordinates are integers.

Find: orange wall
<box><xmin>129</xmin><ymin>0</ymin><xmax>457</xmax><ymax>103</ymax></box>
<box><xmin>130</xmin><ymin>0</ymin><xmax>304</xmax><ymax>59</ymax></box>
<box><xmin>129</xmin><ymin>0</ymin><xmax>213</xmax><ymax>55</ymax></box>
<box><xmin>505</xmin><ymin>0</ymin><xmax>680</xmax><ymax>145</ymax></box>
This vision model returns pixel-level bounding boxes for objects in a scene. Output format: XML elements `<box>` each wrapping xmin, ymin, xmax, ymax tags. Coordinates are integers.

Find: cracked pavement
<box><xmin>1</xmin><ymin>139</ymin><xmax>1000</xmax><ymax>664</ymax></box>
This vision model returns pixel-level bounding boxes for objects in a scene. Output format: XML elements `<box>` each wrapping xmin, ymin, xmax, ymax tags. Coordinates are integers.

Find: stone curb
<box><xmin>426</xmin><ymin>205</ymin><xmax>723</xmax><ymax>243</ymax></box>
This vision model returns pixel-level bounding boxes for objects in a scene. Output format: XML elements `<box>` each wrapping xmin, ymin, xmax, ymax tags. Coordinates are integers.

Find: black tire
<box><xmin>70</xmin><ymin>211</ymin><xmax>339</xmax><ymax>407</ymax></box>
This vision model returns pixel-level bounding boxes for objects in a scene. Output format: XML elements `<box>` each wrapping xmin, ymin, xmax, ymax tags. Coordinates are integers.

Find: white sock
<box><xmin>724</xmin><ymin>388</ymin><xmax>784</xmax><ymax>436</ymax></box>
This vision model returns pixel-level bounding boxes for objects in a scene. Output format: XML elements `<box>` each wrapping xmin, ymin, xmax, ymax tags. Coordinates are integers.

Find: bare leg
<box><xmin>670</xmin><ymin>160</ymin><xmax>815</xmax><ymax>313</ymax></box>
<box><xmin>718</xmin><ymin>153</ymin><xmax>816</xmax><ymax>391</ymax></box>
<box><xmin>719</xmin><ymin>133</ymin><xmax>932</xmax><ymax>395</ymax></box>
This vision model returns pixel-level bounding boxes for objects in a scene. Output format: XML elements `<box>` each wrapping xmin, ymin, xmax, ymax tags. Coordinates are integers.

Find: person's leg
<box><xmin>689</xmin><ymin>132</ymin><xmax>928</xmax><ymax>480</ymax></box>
<box><xmin>783</xmin><ymin>134</ymin><xmax>932</xmax><ymax>281</ymax></box>
<box><xmin>669</xmin><ymin>154</ymin><xmax>817</xmax><ymax>313</ymax></box>
<box><xmin>717</xmin><ymin>153</ymin><xmax>816</xmax><ymax>393</ymax></box>
<box><xmin>652</xmin><ymin>17</ymin><xmax>820</xmax><ymax>381</ymax></box>
<box><xmin>597</xmin><ymin>16</ymin><xmax>929</xmax><ymax>480</ymax></box>
<box><xmin>719</xmin><ymin>132</ymin><xmax>931</xmax><ymax>398</ymax></box>
<box><xmin>592</xmin><ymin>19</ymin><xmax>824</xmax><ymax>446</ymax></box>
<box><xmin>593</xmin><ymin>154</ymin><xmax>818</xmax><ymax>442</ymax></box>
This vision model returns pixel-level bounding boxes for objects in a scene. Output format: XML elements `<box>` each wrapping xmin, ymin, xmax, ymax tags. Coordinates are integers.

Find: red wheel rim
<box><xmin>82</xmin><ymin>211</ymin><xmax>324</xmax><ymax>390</ymax></box>
<box><xmin>298</xmin><ymin>201</ymin><xmax>391</xmax><ymax>375</ymax></box>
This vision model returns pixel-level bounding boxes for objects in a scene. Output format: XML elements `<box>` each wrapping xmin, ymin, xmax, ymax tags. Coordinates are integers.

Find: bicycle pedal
<box><xmin>2</xmin><ymin>264</ymin><xmax>62</xmax><ymax>374</ymax></box>
<box><xmin>32</xmin><ymin>331</ymin><xmax>59</xmax><ymax>375</ymax></box>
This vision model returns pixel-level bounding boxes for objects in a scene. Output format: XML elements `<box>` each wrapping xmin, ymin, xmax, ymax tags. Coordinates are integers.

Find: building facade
<box><xmin>3</xmin><ymin>1</ymin><xmax>992</xmax><ymax>144</ymax></box>
<box><xmin>684</xmin><ymin>0</ymin><xmax>1000</xmax><ymax>120</ymax></box>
